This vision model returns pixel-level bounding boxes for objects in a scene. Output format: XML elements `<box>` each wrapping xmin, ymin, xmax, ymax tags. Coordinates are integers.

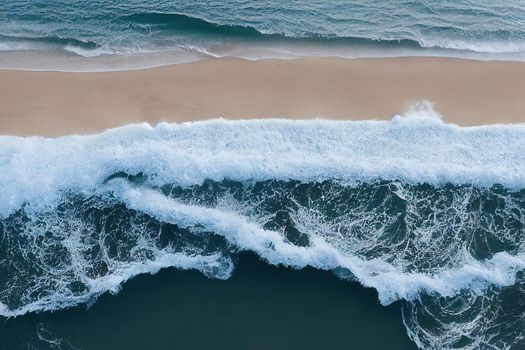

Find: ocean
<box><xmin>1</xmin><ymin>107</ymin><xmax>525</xmax><ymax>349</ymax></box>
<box><xmin>0</xmin><ymin>0</ymin><xmax>524</xmax><ymax>70</ymax></box>
<box><xmin>1</xmin><ymin>2</ymin><xmax>525</xmax><ymax>350</ymax></box>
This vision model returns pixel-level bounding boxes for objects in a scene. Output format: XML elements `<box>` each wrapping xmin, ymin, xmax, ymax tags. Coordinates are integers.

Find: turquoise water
<box><xmin>0</xmin><ymin>0</ymin><xmax>524</xmax><ymax>70</ymax></box>
<box><xmin>2</xmin><ymin>113</ymin><xmax>525</xmax><ymax>349</ymax></box>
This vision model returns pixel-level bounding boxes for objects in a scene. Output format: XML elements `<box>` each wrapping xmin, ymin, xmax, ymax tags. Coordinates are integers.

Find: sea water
<box><xmin>1</xmin><ymin>106</ymin><xmax>525</xmax><ymax>349</ymax></box>
<box><xmin>0</xmin><ymin>0</ymin><xmax>524</xmax><ymax>70</ymax></box>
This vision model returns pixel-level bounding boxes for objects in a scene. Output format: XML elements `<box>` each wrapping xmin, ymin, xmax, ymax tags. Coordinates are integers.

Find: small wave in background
<box><xmin>0</xmin><ymin>1</ymin><xmax>524</xmax><ymax>70</ymax></box>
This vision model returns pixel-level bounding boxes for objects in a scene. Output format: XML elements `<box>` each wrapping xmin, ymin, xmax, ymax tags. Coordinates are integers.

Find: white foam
<box><xmin>1</xmin><ymin>108</ymin><xmax>525</xmax><ymax>219</ymax></box>
<box><xmin>63</xmin><ymin>45</ymin><xmax>115</xmax><ymax>58</ymax></box>
<box><xmin>2</xmin><ymin>109</ymin><xmax>525</xmax><ymax>317</ymax></box>
<box><xmin>117</xmin><ymin>183</ymin><xmax>525</xmax><ymax>305</ymax></box>
<box><xmin>0</xmin><ymin>251</ymin><xmax>232</xmax><ymax>317</ymax></box>
<box><xmin>416</xmin><ymin>35</ymin><xmax>525</xmax><ymax>55</ymax></box>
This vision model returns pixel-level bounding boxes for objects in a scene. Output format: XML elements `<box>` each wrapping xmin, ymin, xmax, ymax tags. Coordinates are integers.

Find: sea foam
<box><xmin>119</xmin><ymin>183</ymin><xmax>525</xmax><ymax>305</ymax></box>
<box><xmin>1</xmin><ymin>107</ymin><xmax>525</xmax><ymax>319</ymax></box>
<box><xmin>1</xmin><ymin>107</ymin><xmax>525</xmax><ymax>218</ymax></box>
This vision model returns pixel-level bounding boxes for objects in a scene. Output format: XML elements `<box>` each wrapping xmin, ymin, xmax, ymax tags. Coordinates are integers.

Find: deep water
<box><xmin>0</xmin><ymin>253</ymin><xmax>417</xmax><ymax>350</ymax></box>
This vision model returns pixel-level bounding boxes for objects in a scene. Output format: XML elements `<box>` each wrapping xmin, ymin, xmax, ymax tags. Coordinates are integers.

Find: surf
<box><xmin>2</xmin><ymin>106</ymin><xmax>525</xmax><ymax>217</ymax></box>
<box><xmin>2</xmin><ymin>1</ymin><xmax>525</xmax><ymax>71</ymax></box>
<box><xmin>2</xmin><ymin>107</ymin><xmax>525</xmax><ymax>348</ymax></box>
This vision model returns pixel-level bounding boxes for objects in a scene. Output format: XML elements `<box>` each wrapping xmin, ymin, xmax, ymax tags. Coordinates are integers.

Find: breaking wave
<box><xmin>1</xmin><ymin>106</ymin><xmax>525</xmax><ymax>349</ymax></box>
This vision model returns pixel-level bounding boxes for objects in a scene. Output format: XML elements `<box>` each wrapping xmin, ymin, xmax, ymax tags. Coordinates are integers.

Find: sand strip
<box><xmin>1</xmin><ymin>57</ymin><xmax>524</xmax><ymax>137</ymax></box>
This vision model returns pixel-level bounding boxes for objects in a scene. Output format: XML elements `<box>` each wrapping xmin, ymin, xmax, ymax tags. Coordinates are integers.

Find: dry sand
<box><xmin>1</xmin><ymin>57</ymin><xmax>524</xmax><ymax>137</ymax></box>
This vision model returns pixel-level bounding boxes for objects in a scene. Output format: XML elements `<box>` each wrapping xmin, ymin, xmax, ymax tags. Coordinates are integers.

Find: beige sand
<box><xmin>0</xmin><ymin>57</ymin><xmax>524</xmax><ymax>137</ymax></box>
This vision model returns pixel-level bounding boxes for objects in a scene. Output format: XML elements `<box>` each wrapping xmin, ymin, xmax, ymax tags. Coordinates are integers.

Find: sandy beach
<box><xmin>1</xmin><ymin>56</ymin><xmax>524</xmax><ymax>137</ymax></box>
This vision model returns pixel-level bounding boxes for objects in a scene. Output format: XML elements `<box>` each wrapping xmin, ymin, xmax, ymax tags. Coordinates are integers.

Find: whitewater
<box><xmin>1</xmin><ymin>107</ymin><xmax>525</xmax><ymax>349</ymax></box>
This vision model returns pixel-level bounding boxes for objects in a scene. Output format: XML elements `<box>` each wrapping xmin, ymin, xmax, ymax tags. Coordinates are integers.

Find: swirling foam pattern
<box><xmin>1</xmin><ymin>107</ymin><xmax>525</xmax><ymax>349</ymax></box>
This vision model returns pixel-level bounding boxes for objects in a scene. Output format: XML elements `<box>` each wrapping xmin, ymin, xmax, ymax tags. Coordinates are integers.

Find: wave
<box><xmin>2</xmin><ymin>106</ymin><xmax>525</xmax><ymax>348</ymax></box>
<box><xmin>3</xmin><ymin>12</ymin><xmax>524</xmax><ymax>63</ymax></box>
<box><xmin>4</xmin><ymin>177</ymin><xmax>523</xmax><ymax>318</ymax></box>
<box><xmin>2</xmin><ymin>178</ymin><xmax>525</xmax><ymax>347</ymax></box>
<box><xmin>1</xmin><ymin>104</ymin><xmax>525</xmax><ymax>219</ymax></box>
<box><xmin>116</xmin><ymin>12</ymin><xmax>421</xmax><ymax>47</ymax></box>
<box><xmin>118</xmin><ymin>12</ymin><xmax>267</xmax><ymax>39</ymax></box>
<box><xmin>0</xmin><ymin>34</ymin><xmax>99</xmax><ymax>50</ymax></box>
<box><xmin>115</xmin><ymin>12</ymin><xmax>525</xmax><ymax>55</ymax></box>
<box><xmin>0</xmin><ymin>33</ymin><xmax>110</xmax><ymax>58</ymax></box>
<box><xmin>119</xmin><ymin>184</ymin><xmax>525</xmax><ymax>303</ymax></box>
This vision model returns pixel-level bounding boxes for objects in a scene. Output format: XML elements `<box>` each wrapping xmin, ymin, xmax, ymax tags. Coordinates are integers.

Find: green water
<box><xmin>0</xmin><ymin>253</ymin><xmax>416</xmax><ymax>349</ymax></box>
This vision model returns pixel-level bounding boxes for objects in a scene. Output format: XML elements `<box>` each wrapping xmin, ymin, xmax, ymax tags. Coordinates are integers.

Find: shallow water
<box><xmin>1</xmin><ymin>0</ymin><xmax>524</xmax><ymax>70</ymax></box>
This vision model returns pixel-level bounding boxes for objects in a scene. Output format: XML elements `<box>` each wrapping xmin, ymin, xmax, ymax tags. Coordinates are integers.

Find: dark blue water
<box><xmin>0</xmin><ymin>0</ymin><xmax>524</xmax><ymax>70</ymax></box>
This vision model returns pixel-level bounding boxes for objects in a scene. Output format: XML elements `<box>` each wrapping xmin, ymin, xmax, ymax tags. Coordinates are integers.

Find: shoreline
<box><xmin>2</xmin><ymin>49</ymin><xmax>524</xmax><ymax>74</ymax></box>
<box><xmin>1</xmin><ymin>56</ymin><xmax>524</xmax><ymax>137</ymax></box>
